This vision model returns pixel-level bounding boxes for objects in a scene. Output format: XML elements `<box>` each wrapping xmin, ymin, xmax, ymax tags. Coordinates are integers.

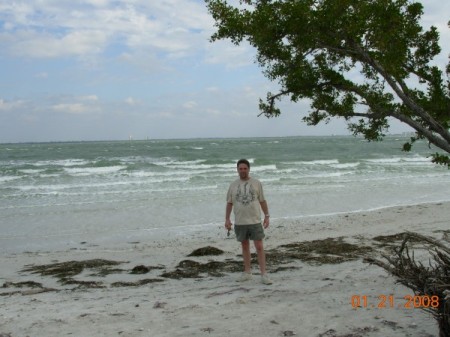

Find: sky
<box><xmin>0</xmin><ymin>0</ymin><xmax>449</xmax><ymax>143</ymax></box>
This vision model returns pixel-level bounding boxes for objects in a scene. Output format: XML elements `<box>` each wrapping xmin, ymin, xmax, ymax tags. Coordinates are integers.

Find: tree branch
<box><xmin>390</xmin><ymin>111</ymin><xmax>450</xmax><ymax>153</ymax></box>
<box><xmin>354</xmin><ymin>44</ymin><xmax>450</xmax><ymax>144</ymax></box>
<box><xmin>257</xmin><ymin>90</ymin><xmax>290</xmax><ymax>117</ymax></box>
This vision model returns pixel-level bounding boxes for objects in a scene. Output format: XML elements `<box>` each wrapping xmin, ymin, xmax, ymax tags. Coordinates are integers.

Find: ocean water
<box><xmin>1</xmin><ymin>136</ymin><xmax>449</xmax><ymax>254</ymax></box>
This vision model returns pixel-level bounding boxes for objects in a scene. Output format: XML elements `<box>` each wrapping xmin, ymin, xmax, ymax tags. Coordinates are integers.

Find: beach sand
<box><xmin>1</xmin><ymin>202</ymin><xmax>449</xmax><ymax>337</ymax></box>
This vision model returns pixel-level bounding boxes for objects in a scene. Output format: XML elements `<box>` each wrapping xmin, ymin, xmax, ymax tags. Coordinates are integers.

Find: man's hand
<box><xmin>225</xmin><ymin>219</ymin><xmax>232</xmax><ymax>231</ymax></box>
<box><xmin>263</xmin><ymin>216</ymin><xmax>270</xmax><ymax>229</ymax></box>
<box><xmin>225</xmin><ymin>219</ymin><xmax>232</xmax><ymax>237</ymax></box>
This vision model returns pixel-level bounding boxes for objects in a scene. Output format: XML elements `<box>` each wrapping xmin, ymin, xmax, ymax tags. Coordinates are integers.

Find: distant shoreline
<box><xmin>0</xmin><ymin>133</ymin><xmax>421</xmax><ymax>146</ymax></box>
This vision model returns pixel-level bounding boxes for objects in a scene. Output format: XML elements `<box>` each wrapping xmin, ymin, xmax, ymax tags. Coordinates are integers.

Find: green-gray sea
<box><xmin>1</xmin><ymin>136</ymin><xmax>449</xmax><ymax>254</ymax></box>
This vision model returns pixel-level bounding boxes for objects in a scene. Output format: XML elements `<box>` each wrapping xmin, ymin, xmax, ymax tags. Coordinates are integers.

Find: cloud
<box><xmin>0</xmin><ymin>0</ymin><xmax>213</xmax><ymax>62</ymax></box>
<box><xmin>80</xmin><ymin>95</ymin><xmax>99</xmax><ymax>102</ymax></box>
<box><xmin>8</xmin><ymin>30</ymin><xmax>108</xmax><ymax>58</ymax></box>
<box><xmin>205</xmin><ymin>108</ymin><xmax>221</xmax><ymax>116</ymax></box>
<box><xmin>85</xmin><ymin>0</ymin><xmax>109</xmax><ymax>7</ymax></box>
<box><xmin>205</xmin><ymin>41</ymin><xmax>255</xmax><ymax>68</ymax></box>
<box><xmin>125</xmin><ymin>97</ymin><xmax>139</xmax><ymax>106</ymax></box>
<box><xmin>183</xmin><ymin>100</ymin><xmax>198</xmax><ymax>109</ymax></box>
<box><xmin>0</xmin><ymin>98</ymin><xmax>25</xmax><ymax>111</ymax></box>
<box><xmin>34</xmin><ymin>72</ymin><xmax>48</xmax><ymax>79</ymax></box>
<box><xmin>420</xmin><ymin>1</ymin><xmax>450</xmax><ymax>66</ymax></box>
<box><xmin>206</xmin><ymin>86</ymin><xmax>220</xmax><ymax>92</ymax></box>
<box><xmin>50</xmin><ymin>95</ymin><xmax>101</xmax><ymax>114</ymax></box>
<box><xmin>51</xmin><ymin>103</ymin><xmax>90</xmax><ymax>114</ymax></box>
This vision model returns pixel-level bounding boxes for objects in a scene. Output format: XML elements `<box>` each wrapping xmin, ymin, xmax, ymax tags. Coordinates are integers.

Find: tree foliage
<box><xmin>206</xmin><ymin>0</ymin><xmax>450</xmax><ymax>165</ymax></box>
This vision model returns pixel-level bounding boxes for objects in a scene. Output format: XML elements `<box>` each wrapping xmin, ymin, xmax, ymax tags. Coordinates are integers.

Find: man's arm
<box><xmin>260</xmin><ymin>200</ymin><xmax>270</xmax><ymax>228</ymax></box>
<box><xmin>225</xmin><ymin>202</ymin><xmax>233</xmax><ymax>230</ymax></box>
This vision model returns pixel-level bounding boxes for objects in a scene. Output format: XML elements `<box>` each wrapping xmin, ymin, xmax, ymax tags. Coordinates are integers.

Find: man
<box><xmin>225</xmin><ymin>159</ymin><xmax>273</xmax><ymax>285</ymax></box>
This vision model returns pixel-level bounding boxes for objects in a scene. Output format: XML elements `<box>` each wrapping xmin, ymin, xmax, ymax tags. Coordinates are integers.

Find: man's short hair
<box><xmin>237</xmin><ymin>159</ymin><xmax>250</xmax><ymax>168</ymax></box>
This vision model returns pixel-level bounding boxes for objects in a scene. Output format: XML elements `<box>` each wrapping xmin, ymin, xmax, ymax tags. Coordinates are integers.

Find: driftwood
<box><xmin>365</xmin><ymin>232</ymin><xmax>450</xmax><ymax>337</ymax></box>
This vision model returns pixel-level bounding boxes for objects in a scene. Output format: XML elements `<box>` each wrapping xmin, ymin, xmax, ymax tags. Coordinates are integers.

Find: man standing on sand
<box><xmin>225</xmin><ymin>159</ymin><xmax>273</xmax><ymax>285</ymax></box>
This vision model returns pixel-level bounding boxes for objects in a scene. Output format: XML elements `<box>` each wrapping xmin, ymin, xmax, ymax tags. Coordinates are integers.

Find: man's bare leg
<box><xmin>241</xmin><ymin>240</ymin><xmax>251</xmax><ymax>273</ymax></box>
<box><xmin>254</xmin><ymin>240</ymin><xmax>266</xmax><ymax>274</ymax></box>
<box><xmin>254</xmin><ymin>240</ymin><xmax>272</xmax><ymax>284</ymax></box>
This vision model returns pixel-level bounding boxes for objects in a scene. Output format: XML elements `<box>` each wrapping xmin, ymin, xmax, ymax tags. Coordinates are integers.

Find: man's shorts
<box><xmin>234</xmin><ymin>223</ymin><xmax>265</xmax><ymax>242</ymax></box>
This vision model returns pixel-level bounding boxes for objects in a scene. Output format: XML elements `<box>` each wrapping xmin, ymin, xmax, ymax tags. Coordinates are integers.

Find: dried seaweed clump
<box><xmin>130</xmin><ymin>265</ymin><xmax>165</xmax><ymax>274</ymax></box>
<box><xmin>373</xmin><ymin>232</ymin><xmax>422</xmax><ymax>249</ymax></box>
<box><xmin>188</xmin><ymin>246</ymin><xmax>224</xmax><ymax>257</ymax></box>
<box><xmin>21</xmin><ymin>259</ymin><xmax>124</xmax><ymax>282</ymax></box>
<box><xmin>268</xmin><ymin>237</ymin><xmax>373</xmax><ymax>266</ymax></box>
<box><xmin>3</xmin><ymin>281</ymin><xmax>43</xmax><ymax>288</ymax></box>
<box><xmin>161</xmin><ymin>259</ymin><xmax>242</xmax><ymax>279</ymax></box>
<box><xmin>111</xmin><ymin>279</ymin><xmax>164</xmax><ymax>287</ymax></box>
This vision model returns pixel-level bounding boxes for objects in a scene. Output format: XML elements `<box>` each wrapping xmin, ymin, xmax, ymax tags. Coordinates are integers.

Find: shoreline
<box><xmin>1</xmin><ymin>201</ymin><xmax>449</xmax><ymax>337</ymax></box>
<box><xmin>4</xmin><ymin>197</ymin><xmax>450</xmax><ymax>257</ymax></box>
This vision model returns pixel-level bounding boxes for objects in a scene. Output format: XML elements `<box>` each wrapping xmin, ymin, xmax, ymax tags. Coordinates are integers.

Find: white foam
<box><xmin>18</xmin><ymin>169</ymin><xmax>45</xmax><ymax>174</ymax></box>
<box><xmin>0</xmin><ymin>176</ymin><xmax>21</xmax><ymax>183</ymax></box>
<box><xmin>64</xmin><ymin>165</ymin><xmax>125</xmax><ymax>175</ymax></box>
<box><xmin>330</xmin><ymin>162</ymin><xmax>360</xmax><ymax>169</ymax></box>
<box><xmin>300</xmin><ymin>159</ymin><xmax>340</xmax><ymax>165</ymax></box>
<box><xmin>34</xmin><ymin>159</ymin><xmax>90</xmax><ymax>167</ymax></box>
<box><xmin>364</xmin><ymin>156</ymin><xmax>431</xmax><ymax>165</ymax></box>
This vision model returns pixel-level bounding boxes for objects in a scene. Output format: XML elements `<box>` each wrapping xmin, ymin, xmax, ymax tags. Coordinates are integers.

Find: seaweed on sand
<box><xmin>130</xmin><ymin>265</ymin><xmax>165</xmax><ymax>274</ymax></box>
<box><xmin>111</xmin><ymin>279</ymin><xmax>165</xmax><ymax>287</ymax></box>
<box><xmin>1</xmin><ymin>280</ymin><xmax>57</xmax><ymax>296</ymax></box>
<box><xmin>3</xmin><ymin>281</ymin><xmax>43</xmax><ymax>288</ymax></box>
<box><xmin>21</xmin><ymin>259</ymin><xmax>124</xmax><ymax>282</ymax></box>
<box><xmin>267</xmin><ymin>237</ymin><xmax>373</xmax><ymax>266</ymax></box>
<box><xmin>188</xmin><ymin>246</ymin><xmax>224</xmax><ymax>257</ymax></box>
<box><xmin>162</xmin><ymin>239</ymin><xmax>373</xmax><ymax>279</ymax></box>
<box><xmin>59</xmin><ymin>278</ymin><xmax>106</xmax><ymax>288</ymax></box>
<box><xmin>161</xmin><ymin>246</ymin><xmax>239</xmax><ymax>279</ymax></box>
<box><xmin>372</xmin><ymin>232</ymin><xmax>423</xmax><ymax>249</ymax></box>
<box><xmin>15</xmin><ymin>238</ymin><xmax>375</xmax><ymax>288</ymax></box>
<box><xmin>161</xmin><ymin>259</ymin><xmax>242</xmax><ymax>279</ymax></box>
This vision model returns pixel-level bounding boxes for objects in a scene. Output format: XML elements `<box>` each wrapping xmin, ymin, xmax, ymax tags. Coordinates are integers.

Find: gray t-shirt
<box><xmin>226</xmin><ymin>177</ymin><xmax>265</xmax><ymax>225</ymax></box>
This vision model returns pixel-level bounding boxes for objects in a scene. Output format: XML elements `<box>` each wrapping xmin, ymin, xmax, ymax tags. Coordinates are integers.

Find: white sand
<box><xmin>1</xmin><ymin>202</ymin><xmax>449</xmax><ymax>337</ymax></box>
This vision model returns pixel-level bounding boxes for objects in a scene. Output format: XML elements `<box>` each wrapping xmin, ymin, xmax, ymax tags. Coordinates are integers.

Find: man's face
<box><xmin>237</xmin><ymin>163</ymin><xmax>250</xmax><ymax>180</ymax></box>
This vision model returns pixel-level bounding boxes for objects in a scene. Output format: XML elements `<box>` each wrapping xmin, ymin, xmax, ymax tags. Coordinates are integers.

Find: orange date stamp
<box><xmin>351</xmin><ymin>294</ymin><xmax>439</xmax><ymax>309</ymax></box>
